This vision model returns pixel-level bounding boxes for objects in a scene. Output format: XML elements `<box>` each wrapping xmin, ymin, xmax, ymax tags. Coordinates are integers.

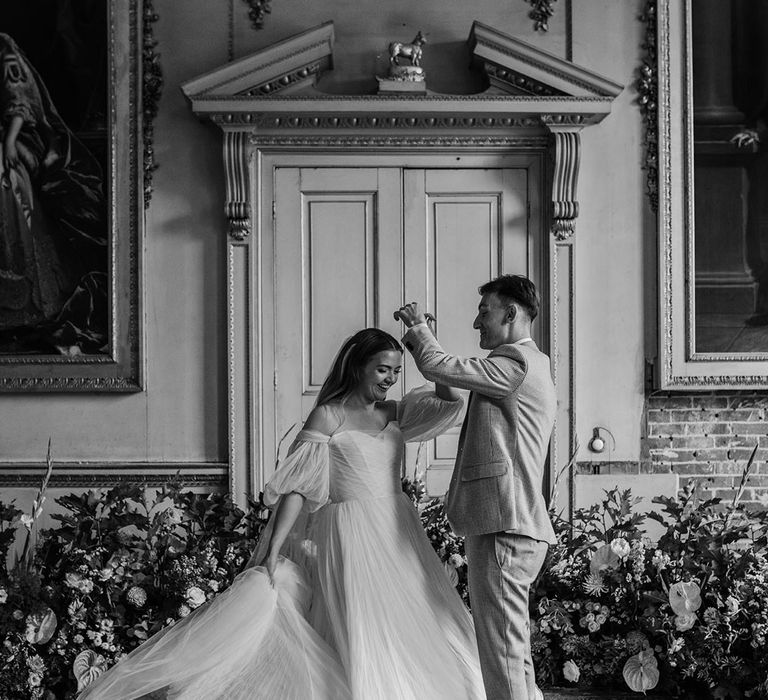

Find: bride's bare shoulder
<box><xmin>303</xmin><ymin>403</ymin><xmax>343</xmax><ymax>435</ymax></box>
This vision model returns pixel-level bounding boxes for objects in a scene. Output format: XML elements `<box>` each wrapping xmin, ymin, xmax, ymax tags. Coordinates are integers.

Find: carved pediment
<box><xmin>181</xmin><ymin>20</ymin><xmax>622</xmax><ymax>128</ymax></box>
<box><xmin>468</xmin><ymin>21</ymin><xmax>623</xmax><ymax>99</ymax></box>
<box><xmin>181</xmin><ymin>21</ymin><xmax>624</xmax><ymax>247</ymax></box>
<box><xmin>182</xmin><ymin>22</ymin><xmax>335</xmax><ymax>100</ymax></box>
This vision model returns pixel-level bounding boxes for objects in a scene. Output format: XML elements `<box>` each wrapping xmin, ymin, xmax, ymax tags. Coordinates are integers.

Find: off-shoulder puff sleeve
<box><xmin>398</xmin><ymin>384</ymin><xmax>465</xmax><ymax>443</ymax></box>
<box><xmin>263</xmin><ymin>429</ymin><xmax>330</xmax><ymax>512</ymax></box>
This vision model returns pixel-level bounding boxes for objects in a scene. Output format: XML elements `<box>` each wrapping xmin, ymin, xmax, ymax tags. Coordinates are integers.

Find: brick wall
<box><xmin>643</xmin><ymin>394</ymin><xmax>768</xmax><ymax>507</ymax></box>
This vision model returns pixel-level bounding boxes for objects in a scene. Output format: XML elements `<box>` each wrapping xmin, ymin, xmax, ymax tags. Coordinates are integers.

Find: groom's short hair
<box><xmin>479</xmin><ymin>275</ymin><xmax>539</xmax><ymax>321</ymax></box>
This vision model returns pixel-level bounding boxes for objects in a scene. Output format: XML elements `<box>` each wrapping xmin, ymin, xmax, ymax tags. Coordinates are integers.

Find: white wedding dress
<box><xmin>80</xmin><ymin>387</ymin><xmax>485</xmax><ymax>700</ymax></box>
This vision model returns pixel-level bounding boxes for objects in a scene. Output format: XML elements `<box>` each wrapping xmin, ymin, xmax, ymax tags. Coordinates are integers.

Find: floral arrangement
<box><xmin>0</xmin><ymin>471</ymin><xmax>269</xmax><ymax>699</ymax></box>
<box><xmin>3</xmin><ymin>446</ymin><xmax>767</xmax><ymax>698</ymax></box>
<box><xmin>531</xmin><ymin>450</ymin><xmax>768</xmax><ymax>699</ymax></box>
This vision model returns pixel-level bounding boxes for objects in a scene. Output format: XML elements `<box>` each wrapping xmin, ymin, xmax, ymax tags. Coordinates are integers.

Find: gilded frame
<box><xmin>0</xmin><ymin>0</ymin><xmax>145</xmax><ymax>392</ymax></box>
<box><xmin>657</xmin><ymin>0</ymin><xmax>768</xmax><ymax>389</ymax></box>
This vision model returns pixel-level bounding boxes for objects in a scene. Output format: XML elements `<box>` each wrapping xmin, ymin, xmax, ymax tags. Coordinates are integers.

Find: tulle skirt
<box><xmin>79</xmin><ymin>494</ymin><xmax>484</xmax><ymax>700</ymax></box>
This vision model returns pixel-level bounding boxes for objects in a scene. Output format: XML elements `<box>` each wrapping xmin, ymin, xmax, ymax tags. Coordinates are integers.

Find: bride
<box><xmin>79</xmin><ymin>328</ymin><xmax>485</xmax><ymax>700</ymax></box>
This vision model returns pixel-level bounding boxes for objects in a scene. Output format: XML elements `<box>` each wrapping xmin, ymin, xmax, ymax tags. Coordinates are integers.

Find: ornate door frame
<box><xmin>183</xmin><ymin>21</ymin><xmax>622</xmax><ymax>517</ymax></box>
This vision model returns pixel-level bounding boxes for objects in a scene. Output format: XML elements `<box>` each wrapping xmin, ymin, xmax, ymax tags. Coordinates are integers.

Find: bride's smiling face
<box><xmin>355</xmin><ymin>350</ymin><xmax>402</xmax><ymax>402</ymax></box>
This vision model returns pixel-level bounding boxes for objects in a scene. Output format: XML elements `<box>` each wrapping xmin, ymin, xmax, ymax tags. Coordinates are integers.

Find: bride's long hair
<box><xmin>315</xmin><ymin>328</ymin><xmax>403</xmax><ymax>407</ymax></box>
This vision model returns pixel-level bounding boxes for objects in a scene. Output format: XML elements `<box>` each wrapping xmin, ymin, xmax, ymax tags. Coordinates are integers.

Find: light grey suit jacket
<box><xmin>403</xmin><ymin>325</ymin><xmax>557</xmax><ymax>543</ymax></box>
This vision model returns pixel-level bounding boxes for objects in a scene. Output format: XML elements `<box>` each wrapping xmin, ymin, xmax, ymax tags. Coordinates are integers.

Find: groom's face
<box><xmin>473</xmin><ymin>292</ymin><xmax>513</xmax><ymax>350</ymax></box>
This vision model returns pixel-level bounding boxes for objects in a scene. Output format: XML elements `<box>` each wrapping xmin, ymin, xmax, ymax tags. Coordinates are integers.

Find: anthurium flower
<box><xmin>25</xmin><ymin>607</ymin><xmax>57</xmax><ymax>645</ymax></box>
<box><xmin>669</xmin><ymin>580</ymin><xmax>702</xmax><ymax>615</ymax></box>
<box><xmin>73</xmin><ymin>650</ymin><xmax>108</xmax><ymax>692</ymax></box>
<box><xmin>589</xmin><ymin>544</ymin><xmax>620</xmax><ymax>575</ymax></box>
<box><xmin>623</xmin><ymin>649</ymin><xmax>660</xmax><ymax>692</ymax></box>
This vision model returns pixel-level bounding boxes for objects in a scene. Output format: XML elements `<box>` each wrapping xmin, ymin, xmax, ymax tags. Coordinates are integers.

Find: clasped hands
<box><xmin>394</xmin><ymin>302</ymin><xmax>436</xmax><ymax>330</ymax></box>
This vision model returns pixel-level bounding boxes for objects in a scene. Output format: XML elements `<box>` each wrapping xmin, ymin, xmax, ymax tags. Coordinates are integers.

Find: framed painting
<box><xmin>0</xmin><ymin>0</ymin><xmax>146</xmax><ymax>391</ymax></box>
<box><xmin>656</xmin><ymin>0</ymin><xmax>768</xmax><ymax>388</ymax></box>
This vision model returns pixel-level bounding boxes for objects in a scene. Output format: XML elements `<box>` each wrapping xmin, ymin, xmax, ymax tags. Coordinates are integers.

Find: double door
<box><xmin>269</xmin><ymin>164</ymin><xmax>540</xmax><ymax>494</ymax></box>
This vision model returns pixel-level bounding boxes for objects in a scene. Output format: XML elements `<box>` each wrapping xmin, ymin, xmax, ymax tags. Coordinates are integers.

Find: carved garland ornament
<box><xmin>637</xmin><ymin>0</ymin><xmax>658</xmax><ymax>212</ymax></box>
<box><xmin>526</xmin><ymin>0</ymin><xmax>559</xmax><ymax>32</ymax></box>
<box><xmin>142</xmin><ymin>0</ymin><xmax>163</xmax><ymax>208</ymax></box>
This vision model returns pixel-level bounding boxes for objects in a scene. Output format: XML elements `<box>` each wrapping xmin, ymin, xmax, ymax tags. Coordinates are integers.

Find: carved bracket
<box><xmin>223</xmin><ymin>131</ymin><xmax>251</xmax><ymax>241</ymax></box>
<box><xmin>544</xmin><ymin>123</ymin><xmax>581</xmax><ymax>241</ymax></box>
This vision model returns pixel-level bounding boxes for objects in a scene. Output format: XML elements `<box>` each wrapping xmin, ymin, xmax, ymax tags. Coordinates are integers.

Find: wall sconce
<box><xmin>588</xmin><ymin>426</ymin><xmax>616</xmax><ymax>454</ymax></box>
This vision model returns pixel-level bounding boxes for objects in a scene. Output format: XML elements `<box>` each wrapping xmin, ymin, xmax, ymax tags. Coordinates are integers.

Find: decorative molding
<box><xmin>637</xmin><ymin>0</ymin><xmax>658</xmax><ymax>212</ymax></box>
<box><xmin>526</xmin><ymin>0</ymin><xmax>559</xmax><ymax>33</ymax></box>
<box><xmin>470</xmin><ymin>21</ymin><xmax>624</xmax><ymax>99</ymax></box>
<box><xmin>142</xmin><ymin>0</ymin><xmax>163</xmax><ymax>208</ymax></box>
<box><xmin>0</xmin><ymin>463</ymin><xmax>228</xmax><ymax>488</ymax></box>
<box><xmin>0</xmin><ymin>377</ymin><xmax>142</xmax><ymax>392</ymax></box>
<box><xmin>224</xmin><ymin>131</ymin><xmax>252</xmax><ymax>241</ymax></box>
<box><xmin>656</xmin><ymin>0</ymin><xmax>768</xmax><ymax>389</ymax></box>
<box><xmin>484</xmin><ymin>62</ymin><xmax>568</xmax><ymax>96</ymax></box>
<box><xmin>182</xmin><ymin>23</ymin><xmax>334</xmax><ymax>101</ymax></box>
<box><xmin>225</xmin><ymin>114</ymin><xmax>546</xmax><ymax>129</ymax></box>
<box><xmin>242</xmin><ymin>0</ymin><xmax>272</xmax><ymax>30</ymax></box>
<box><xmin>546</xmin><ymin>127</ymin><xmax>581</xmax><ymax>240</ymax></box>
<box><xmin>238</xmin><ymin>61</ymin><xmax>327</xmax><ymax>96</ymax></box>
<box><xmin>247</xmin><ymin>135</ymin><xmax>550</xmax><ymax>148</ymax></box>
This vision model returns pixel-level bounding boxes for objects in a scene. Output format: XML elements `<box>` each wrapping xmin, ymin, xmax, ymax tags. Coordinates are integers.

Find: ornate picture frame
<box><xmin>656</xmin><ymin>0</ymin><xmax>768</xmax><ymax>389</ymax></box>
<box><xmin>0</xmin><ymin>0</ymin><xmax>146</xmax><ymax>392</ymax></box>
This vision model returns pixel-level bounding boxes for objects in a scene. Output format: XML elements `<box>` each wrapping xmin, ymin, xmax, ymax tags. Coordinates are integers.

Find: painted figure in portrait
<box><xmin>0</xmin><ymin>2</ymin><xmax>108</xmax><ymax>356</ymax></box>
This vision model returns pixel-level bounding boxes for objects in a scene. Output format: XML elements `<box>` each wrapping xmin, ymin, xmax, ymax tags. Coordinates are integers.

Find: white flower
<box><xmin>73</xmin><ymin>650</ymin><xmax>108</xmax><ymax>692</ymax></box>
<box><xmin>0</xmin><ymin>588</ymin><xmax>7</xmax><ymax>604</ymax></box>
<box><xmin>623</xmin><ymin>649</ymin><xmax>659</xmax><ymax>693</ymax></box>
<box><xmin>20</xmin><ymin>513</ymin><xmax>34</xmax><ymax>530</ymax></box>
<box><xmin>126</xmin><ymin>585</ymin><xmax>147</xmax><ymax>609</ymax></box>
<box><xmin>64</xmin><ymin>572</ymin><xmax>94</xmax><ymax>594</ymax></box>
<box><xmin>28</xmin><ymin>654</ymin><xmax>45</xmax><ymax>673</ymax></box>
<box><xmin>652</xmin><ymin>549</ymin><xmax>670</xmax><ymax>571</ymax></box>
<box><xmin>25</xmin><ymin>607</ymin><xmax>58</xmax><ymax>645</ymax></box>
<box><xmin>610</xmin><ymin>537</ymin><xmax>631</xmax><ymax>560</ymax></box>
<box><xmin>178</xmin><ymin>604</ymin><xmax>191</xmax><ymax>618</ymax></box>
<box><xmin>725</xmin><ymin>595</ymin><xmax>740</xmax><ymax>615</ymax></box>
<box><xmin>185</xmin><ymin>586</ymin><xmax>206</xmax><ymax>609</ymax></box>
<box><xmin>208</xmin><ymin>580</ymin><xmax>220</xmax><ymax>593</ymax></box>
<box><xmin>28</xmin><ymin>672</ymin><xmax>43</xmax><ymax>688</ymax></box>
<box><xmin>674</xmin><ymin>612</ymin><xmax>697</xmax><ymax>632</ymax></box>
<box><xmin>98</xmin><ymin>568</ymin><xmax>114</xmax><ymax>581</ymax></box>
<box><xmin>582</xmin><ymin>573</ymin><xmax>607</xmax><ymax>596</ymax></box>
<box><xmin>448</xmin><ymin>553</ymin><xmax>465</xmax><ymax>568</ymax></box>
<box><xmin>589</xmin><ymin>545</ymin><xmax>620</xmax><ymax>575</ymax></box>
<box><xmin>563</xmin><ymin>659</ymin><xmax>580</xmax><ymax>683</ymax></box>
<box><xmin>669</xmin><ymin>581</ymin><xmax>702</xmax><ymax>615</ymax></box>
<box><xmin>669</xmin><ymin>637</ymin><xmax>685</xmax><ymax>654</ymax></box>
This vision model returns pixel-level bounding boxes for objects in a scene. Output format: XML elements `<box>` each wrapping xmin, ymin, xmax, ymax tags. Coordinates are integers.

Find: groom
<box><xmin>396</xmin><ymin>274</ymin><xmax>556</xmax><ymax>700</ymax></box>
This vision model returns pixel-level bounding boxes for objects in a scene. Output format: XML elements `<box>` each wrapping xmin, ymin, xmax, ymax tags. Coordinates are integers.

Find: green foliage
<box><xmin>533</xmin><ymin>476</ymin><xmax>768</xmax><ymax>699</ymax></box>
<box><xmin>0</xmin><ymin>481</ymin><xmax>269</xmax><ymax>699</ymax></box>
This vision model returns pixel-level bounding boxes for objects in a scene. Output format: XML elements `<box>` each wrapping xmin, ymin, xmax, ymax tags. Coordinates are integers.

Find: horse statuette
<box><xmin>388</xmin><ymin>31</ymin><xmax>427</xmax><ymax>67</ymax></box>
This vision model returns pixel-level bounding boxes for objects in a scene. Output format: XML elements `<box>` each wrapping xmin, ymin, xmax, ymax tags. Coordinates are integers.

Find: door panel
<box><xmin>403</xmin><ymin>169</ymin><xmax>528</xmax><ymax>492</ymax></box>
<box><xmin>273</xmin><ymin>168</ymin><xmax>403</xmax><ymax>449</ymax></box>
<box><xmin>272</xmin><ymin>166</ymin><xmax>531</xmax><ymax>495</ymax></box>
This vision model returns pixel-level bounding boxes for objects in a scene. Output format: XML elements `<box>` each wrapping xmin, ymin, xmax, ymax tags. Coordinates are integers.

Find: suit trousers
<box><xmin>465</xmin><ymin>532</ymin><xmax>548</xmax><ymax>700</ymax></box>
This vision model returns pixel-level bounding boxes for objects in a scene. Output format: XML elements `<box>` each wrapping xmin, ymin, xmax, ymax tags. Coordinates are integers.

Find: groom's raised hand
<box><xmin>394</xmin><ymin>302</ymin><xmax>435</xmax><ymax>330</ymax></box>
